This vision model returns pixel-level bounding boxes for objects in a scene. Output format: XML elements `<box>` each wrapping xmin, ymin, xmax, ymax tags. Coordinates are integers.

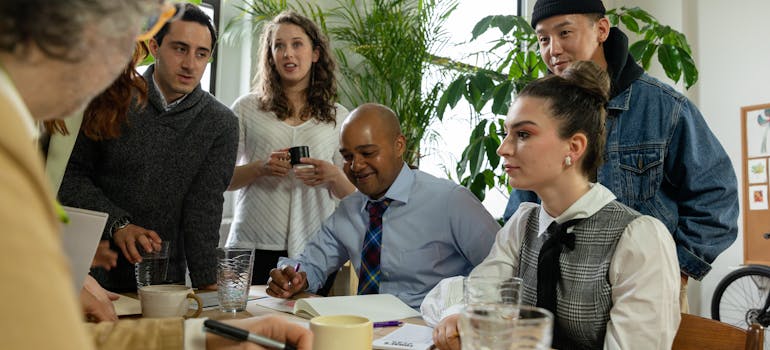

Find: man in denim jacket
<box><xmin>503</xmin><ymin>0</ymin><xmax>739</xmax><ymax>311</ymax></box>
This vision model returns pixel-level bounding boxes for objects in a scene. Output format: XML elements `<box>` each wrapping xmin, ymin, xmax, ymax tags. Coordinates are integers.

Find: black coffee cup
<box><xmin>289</xmin><ymin>146</ymin><xmax>310</xmax><ymax>165</ymax></box>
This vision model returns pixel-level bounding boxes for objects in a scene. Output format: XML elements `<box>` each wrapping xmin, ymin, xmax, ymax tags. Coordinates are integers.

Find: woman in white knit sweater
<box><xmin>226</xmin><ymin>11</ymin><xmax>354</xmax><ymax>285</ymax></box>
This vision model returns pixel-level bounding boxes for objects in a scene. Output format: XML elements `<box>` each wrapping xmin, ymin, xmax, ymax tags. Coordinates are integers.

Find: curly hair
<box><xmin>254</xmin><ymin>11</ymin><xmax>337</xmax><ymax>124</ymax></box>
<box><xmin>44</xmin><ymin>42</ymin><xmax>148</xmax><ymax>140</ymax></box>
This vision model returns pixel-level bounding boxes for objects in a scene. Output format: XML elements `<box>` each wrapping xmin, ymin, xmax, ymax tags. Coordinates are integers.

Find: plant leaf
<box><xmin>679</xmin><ymin>48</ymin><xmax>698</xmax><ymax>88</ymax></box>
<box><xmin>657</xmin><ymin>44</ymin><xmax>682</xmax><ymax>81</ymax></box>
<box><xmin>436</xmin><ymin>77</ymin><xmax>466</xmax><ymax>118</ymax></box>
<box><xmin>628</xmin><ymin>39</ymin><xmax>650</xmax><ymax>61</ymax></box>
<box><xmin>640</xmin><ymin>43</ymin><xmax>658</xmax><ymax>70</ymax></box>
<box><xmin>484</xmin><ymin>134</ymin><xmax>501</xmax><ymax>169</ymax></box>
<box><xmin>491</xmin><ymin>80</ymin><xmax>513</xmax><ymax>115</ymax></box>
<box><xmin>471</xmin><ymin>15</ymin><xmax>494</xmax><ymax>40</ymax></box>
<box><xmin>620</xmin><ymin>15</ymin><xmax>640</xmax><ymax>33</ymax></box>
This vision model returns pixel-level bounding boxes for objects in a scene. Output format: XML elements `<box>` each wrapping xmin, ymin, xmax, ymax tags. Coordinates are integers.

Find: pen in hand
<box><xmin>204</xmin><ymin>319</ymin><xmax>297</xmax><ymax>350</ymax></box>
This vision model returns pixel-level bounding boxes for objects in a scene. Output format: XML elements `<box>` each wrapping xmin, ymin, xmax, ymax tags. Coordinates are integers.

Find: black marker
<box><xmin>203</xmin><ymin>319</ymin><xmax>297</xmax><ymax>350</ymax></box>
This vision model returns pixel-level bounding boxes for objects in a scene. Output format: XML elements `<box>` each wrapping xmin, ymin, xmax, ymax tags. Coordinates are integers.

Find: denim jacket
<box><xmin>504</xmin><ymin>72</ymin><xmax>739</xmax><ymax>280</ymax></box>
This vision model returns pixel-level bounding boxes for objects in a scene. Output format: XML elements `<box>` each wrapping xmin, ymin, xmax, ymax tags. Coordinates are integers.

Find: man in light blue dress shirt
<box><xmin>266</xmin><ymin>103</ymin><xmax>500</xmax><ymax>308</ymax></box>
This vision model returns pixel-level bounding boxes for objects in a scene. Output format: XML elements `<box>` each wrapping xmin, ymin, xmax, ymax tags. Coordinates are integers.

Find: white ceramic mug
<box><xmin>139</xmin><ymin>284</ymin><xmax>202</xmax><ymax>318</ymax></box>
<box><xmin>310</xmin><ymin>315</ymin><xmax>373</xmax><ymax>350</ymax></box>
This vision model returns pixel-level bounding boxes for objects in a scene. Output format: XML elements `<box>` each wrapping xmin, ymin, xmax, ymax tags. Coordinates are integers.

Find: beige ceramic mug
<box><xmin>139</xmin><ymin>284</ymin><xmax>202</xmax><ymax>318</ymax></box>
<box><xmin>310</xmin><ymin>315</ymin><xmax>373</xmax><ymax>350</ymax></box>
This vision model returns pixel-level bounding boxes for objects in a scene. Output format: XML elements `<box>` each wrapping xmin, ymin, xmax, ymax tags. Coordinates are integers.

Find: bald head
<box><xmin>339</xmin><ymin>103</ymin><xmax>406</xmax><ymax>199</ymax></box>
<box><xmin>342</xmin><ymin>103</ymin><xmax>402</xmax><ymax>141</ymax></box>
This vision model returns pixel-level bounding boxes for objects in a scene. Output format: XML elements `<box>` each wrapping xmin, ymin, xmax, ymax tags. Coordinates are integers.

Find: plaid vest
<box><xmin>517</xmin><ymin>201</ymin><xmax>640</xmax><ymax>349</ymax></box>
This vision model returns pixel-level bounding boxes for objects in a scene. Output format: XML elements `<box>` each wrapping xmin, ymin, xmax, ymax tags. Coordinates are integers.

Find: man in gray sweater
<box><xmin>59</xmin><ymin>4</ymin><xmax>238</xmax><ymax>292</ymax></box>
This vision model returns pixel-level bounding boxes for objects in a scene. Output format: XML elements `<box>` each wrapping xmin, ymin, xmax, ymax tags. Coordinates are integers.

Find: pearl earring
<box><xmin>564</xmin><ymin>156</ymin><xmax>572</xmax><ymax>166</ymax></box>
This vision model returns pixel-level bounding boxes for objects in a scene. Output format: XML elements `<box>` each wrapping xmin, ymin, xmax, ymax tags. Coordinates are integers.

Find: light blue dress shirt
<box><xmin>279</xmin><ymin>163</ymin><xmax>501</xmax><ymax>308</ymax></box>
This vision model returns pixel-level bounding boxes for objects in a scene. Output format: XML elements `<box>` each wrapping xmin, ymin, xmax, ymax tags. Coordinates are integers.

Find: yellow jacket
<box><xmin>0</xmin><ymin>68</ymin><xmax>183</xmax><ymax>350</ymax></box>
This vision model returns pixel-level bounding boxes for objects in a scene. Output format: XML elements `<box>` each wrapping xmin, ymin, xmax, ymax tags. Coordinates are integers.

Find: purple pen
<box><xmin>373</xmin><ymin>321</ymin><xmax>403</xmax><ymax>328</ymax></box>
<box><xmin>294</xmin><ymin>262</ymin><xmax>301</xmax><ymax>272</ymax></box>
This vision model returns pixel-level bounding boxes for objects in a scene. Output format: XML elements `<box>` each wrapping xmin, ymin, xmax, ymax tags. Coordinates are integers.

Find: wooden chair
<box><xmin>672</xmin><ymin>313</ymin><xmax>764</xmax><ymax>350</ymax></box>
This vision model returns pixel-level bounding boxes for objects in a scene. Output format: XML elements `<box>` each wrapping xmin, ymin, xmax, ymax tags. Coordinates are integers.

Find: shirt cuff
<box><xmin>184</xmin><ymin>317</ymin><xmax>208</xmax><ymax>350</ymax></box>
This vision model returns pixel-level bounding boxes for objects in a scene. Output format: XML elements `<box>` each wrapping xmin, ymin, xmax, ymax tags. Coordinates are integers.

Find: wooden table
<box><xmin>122</xmin><ymin>285</ymin><xmax>426</xmax><ymax>340</ymax></box>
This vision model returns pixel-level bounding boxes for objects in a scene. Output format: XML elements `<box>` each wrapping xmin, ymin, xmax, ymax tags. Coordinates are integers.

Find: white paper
<box><xmin>373</xmin><ymin>323</ymin><xmax>434</xmax><ymax>350</ymax></box>
<box><xmin>293</xmin><ymin>294</ymin><xmax>421</xmax><ymax>322</ymax></box>
<box><xmin>253</xmin><ymin>296</ymin><xmax>297</xmax><ymax>313</ymax></box>
<box><xmin>749</xmin><ymin>185</ymin><xmax>769</xmax><ymax>210</ymax></box>
<box><xmin>748</xmin><ymin>158</ymin><xmax>768</xmax><ymax>184</ymax></box>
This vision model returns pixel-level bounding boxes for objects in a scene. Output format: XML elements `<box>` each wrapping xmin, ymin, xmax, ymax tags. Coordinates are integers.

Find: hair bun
<box><xmin>561</xmin><ymin>61</ymin><xmax>610</xmax><ymax>106</ymax></box>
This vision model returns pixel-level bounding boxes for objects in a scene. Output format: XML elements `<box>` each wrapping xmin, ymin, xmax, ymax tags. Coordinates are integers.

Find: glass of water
<box><xmin>217</xmin><ymin>247</ymin><xmax>255</xmax><ymax>312</ymax></box>
<box><xmin>459</xmin><ymin>304</ymin><xmax>553</xmax><ymax>350</ymax></box>
<box><xmin>463</xmin><ymin>276</ymin><xmax>523</xmax><ymax>306</ymax></box>
<box><xmin>134</xmin><ymin>241</ymin><xmax>170</xmax><ymax>288</ymax></box>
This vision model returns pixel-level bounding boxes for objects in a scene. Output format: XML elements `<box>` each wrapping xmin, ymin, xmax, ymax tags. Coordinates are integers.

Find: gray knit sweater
<box><xmin>59</xmin><ymin>65</ymin><xmax>238</xmax><ymax>291</ymax></box>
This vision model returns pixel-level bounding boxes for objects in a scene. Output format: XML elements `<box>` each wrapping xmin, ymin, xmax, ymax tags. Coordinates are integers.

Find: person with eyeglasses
<box><xmin>59</xmin><ymin>3</ymin><xmax>238</xmax><ymax>294</ymax></box>
<box><xmin>0</xmin><ymin>1</ymin><xmax>312</xmax><ymax>349</ymax></box>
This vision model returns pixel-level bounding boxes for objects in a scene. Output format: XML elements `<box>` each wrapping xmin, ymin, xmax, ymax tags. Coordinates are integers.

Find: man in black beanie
<box><xmin>505</xmin><ymin>0</ymin><xmax>738</xmax><ymax>336</ymax></box>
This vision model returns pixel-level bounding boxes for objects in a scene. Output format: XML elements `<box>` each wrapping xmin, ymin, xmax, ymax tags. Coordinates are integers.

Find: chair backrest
<box><xmin>672</xmin><ymin>313</ymin><xmax>764</xmax><ymax>350</ymax></box>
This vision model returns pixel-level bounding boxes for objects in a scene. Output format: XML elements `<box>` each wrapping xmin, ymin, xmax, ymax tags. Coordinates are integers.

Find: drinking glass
<box><xmin>217</xmin><ymin>248</ymin><xmax>255</xmax><ymax>312</ymax></box>
<box><xmin>134</xmin><ymin>241</ymin><xmax>170</xmax><ymax>288</ymax></box>
<box><xmin>459</xmin><ymin>304</ymin><xmax>553</xmax><ymax>350</ymax></box>
<box><xmin>463</xmin><ymin>276</ymin><xmax>523</xmax><ymax>306</ymax></box>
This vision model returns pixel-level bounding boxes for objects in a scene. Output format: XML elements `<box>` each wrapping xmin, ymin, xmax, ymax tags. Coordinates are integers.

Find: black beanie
<box><xmin>531</xmin><ymin>0</ymin><xmax>606</xmax><ymax>28</ymax></box>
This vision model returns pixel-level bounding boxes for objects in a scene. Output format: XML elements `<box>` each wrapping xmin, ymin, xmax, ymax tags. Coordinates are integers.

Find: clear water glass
<box><xmin>463</xmin><ymin>276</ymin><xmax>523</xmax><ymax>306</ymax></box>
<box><xmin>459</xmin><ymin>304</ymin><xmax>553</xmax><ymax>350</ymax></box>
<box><xmin>217</xmin><ymin>248</ymin><xmax>254</xmax><ymax>312</ymax></box>
<box><xmin>134</xmin><ymin>241</ymin><xmax>170</xmax><ymax>288</ymax></box>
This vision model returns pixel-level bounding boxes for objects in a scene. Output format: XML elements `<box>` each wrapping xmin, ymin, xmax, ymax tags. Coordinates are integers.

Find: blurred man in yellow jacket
<box><xmin>0</xmin><ymin>1</ymin><xmax>311</xmax><ymax>349</ymax></box>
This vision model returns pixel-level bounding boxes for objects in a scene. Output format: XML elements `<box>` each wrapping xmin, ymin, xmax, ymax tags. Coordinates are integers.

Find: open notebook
<box><xmin>292</xmin><ymin>294</ymin><xmax>420</xmax><ymax>322</ymax></box>
<box><xmin>60</xmin><ymin>206</ymin><xmax>108</xmax><ymax>293</ymax></box>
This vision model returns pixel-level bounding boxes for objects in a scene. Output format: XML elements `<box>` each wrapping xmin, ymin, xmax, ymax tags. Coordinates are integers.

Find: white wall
<box><xmin>684</xmin><ymin>0</ymin><xmax>770</xmax><ymax>317</ymax></box>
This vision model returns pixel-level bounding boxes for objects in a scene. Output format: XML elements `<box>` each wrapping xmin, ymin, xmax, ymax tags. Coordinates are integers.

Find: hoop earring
<box><xmin>564</xmin><ymin>156</ymin><xmax>572</xmax><ymax>166</ymax></box>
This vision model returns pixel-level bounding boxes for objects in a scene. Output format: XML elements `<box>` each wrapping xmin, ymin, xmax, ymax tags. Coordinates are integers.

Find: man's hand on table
<box><xmin>266</xmin><ymin>265</ymin><xmax>308</xmax><ymax>298</ymax></box>
<box><xmin>206</xmin><ymin>316</ymin><xmax>313</xmax><ymax>350</ymax></box>
<box><xmin>433</xmin><ymin>314</ymin><xmax>461</xmax><ymax>350</ymax></box>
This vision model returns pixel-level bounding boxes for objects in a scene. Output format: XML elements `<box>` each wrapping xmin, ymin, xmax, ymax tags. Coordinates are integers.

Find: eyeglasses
<box><xmin>136</xmin><ymin>1</ymin><xmax>185</xmax><ymax>42</ymax></box>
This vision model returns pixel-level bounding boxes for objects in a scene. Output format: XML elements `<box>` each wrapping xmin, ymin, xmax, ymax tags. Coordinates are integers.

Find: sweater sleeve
<box><xmin>58</xmin><ymin>130</ymin><xmax>131</xmax><ymax>239</ymax></box>
<box><xmin>181</xmin><ymin>107</ymin><xmax>239</xmax><ymax>287</ymax></box>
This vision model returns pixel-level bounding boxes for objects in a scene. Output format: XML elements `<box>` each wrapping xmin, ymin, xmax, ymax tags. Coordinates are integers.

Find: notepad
<box><xmin>373</xmin><ymin>323</ymin><xmax>434</xmax><ymax>350</ymax></box>
<box><xmin>292</xmin><ymin>294</ymin><xmax>420</xmax><ymax>322</ymax></box>
<box><xmin>60</xmin><ymin>206</ymin><xmax>108</xmax><ymax>293</ymax></box>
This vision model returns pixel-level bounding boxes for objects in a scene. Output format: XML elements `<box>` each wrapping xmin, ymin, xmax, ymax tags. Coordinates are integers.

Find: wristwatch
<box><xmin>110</xmin><ymin>216</ymin><xmax>130</xmax><ymax>237</ymax></box>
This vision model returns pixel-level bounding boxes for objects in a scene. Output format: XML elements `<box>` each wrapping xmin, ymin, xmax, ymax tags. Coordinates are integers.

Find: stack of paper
<box><xmin>373</xmin><ymin>323</ymin><xmax>434</xmax><ymax>350</ymax></box>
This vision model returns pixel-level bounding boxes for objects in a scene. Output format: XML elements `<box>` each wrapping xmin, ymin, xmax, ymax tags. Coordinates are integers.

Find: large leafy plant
<box><xmin>438</xmin><ymin>7</ymin><xmax>699</xmax><ymax>201</ymax></box>
<box><xmin>224</xmin><ymin>0</ymin><xmax>455</xmax><ymax>167</ymax></box>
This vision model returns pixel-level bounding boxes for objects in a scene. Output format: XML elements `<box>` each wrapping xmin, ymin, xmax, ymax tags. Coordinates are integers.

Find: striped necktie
<box><xmin>357</xmin><ymin>198</ymin><xmax>391</xmax><ymax>295</ymax></box>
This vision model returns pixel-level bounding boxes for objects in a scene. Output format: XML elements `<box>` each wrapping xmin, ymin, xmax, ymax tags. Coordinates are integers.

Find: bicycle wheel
<box><xmin>711</xmin><ymin>264</ymin><xmax>770</xmax><ymax>348</ymax></box>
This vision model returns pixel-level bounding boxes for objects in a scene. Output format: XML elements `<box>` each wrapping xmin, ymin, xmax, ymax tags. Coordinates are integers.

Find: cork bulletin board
<box><xmin>741</xmin><ymin>103</ymin><xmax>770</xmax><ymax>265</ymax></box>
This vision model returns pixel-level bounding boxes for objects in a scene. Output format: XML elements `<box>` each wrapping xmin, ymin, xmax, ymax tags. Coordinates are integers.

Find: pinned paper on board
<box><xmin>747</xmin><ymin>108</ymin><xmax>770</xmax><ymax>158</ymax></box>
<box><xmin>748</xmin><ymin>158</ymin><xmax>768</xmax><ymax>184</ymax></box>
<box><xmin>749</xmin><ymin>185</ymin><xmax>769</xmax><ymax>210</ymax></box>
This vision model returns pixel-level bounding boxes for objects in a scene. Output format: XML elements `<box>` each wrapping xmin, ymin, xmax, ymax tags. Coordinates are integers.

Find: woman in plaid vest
<box><xmin>423</xmin><ymin>61</ymin><xmax>680</xmax><ymax>349</ymax></box>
